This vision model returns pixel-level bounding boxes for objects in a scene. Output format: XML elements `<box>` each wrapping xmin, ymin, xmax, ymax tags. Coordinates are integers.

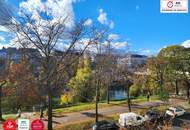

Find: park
<box><xmin>0</xmin><ymin>0</ymin><xmax>190</xmax><ymax>130</ymax></box>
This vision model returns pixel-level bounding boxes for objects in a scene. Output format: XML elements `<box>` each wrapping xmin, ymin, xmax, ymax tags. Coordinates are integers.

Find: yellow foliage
<box><xmin>60</xmin><ymin>93</ymin><xmax>73</xmax><ymax>105</ymax></box>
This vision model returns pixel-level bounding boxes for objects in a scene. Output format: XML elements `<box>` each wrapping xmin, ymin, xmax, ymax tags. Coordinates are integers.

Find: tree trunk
<box><xmin>160</xmin><ymin>74</ymin><xmax>164</xmax><ymax>93</ymax></box>
<box><xmin>48</xmin><ymin>88</ymin><xmax>53</xmax><ymax>130</ymax></box>
<box><xmin>185</xmin><ymin>81</ymin><xmax>190</xmax><ymax>104</ymax></box>
<box><xmin>0</xmin><ymin>84</ymin><xmax>3</xmax><ymax>121</ymax></box>
<box><xmin>106</xmin><ymin>85</ymin><xmax>110</xmax><ymax>104</ymax></box>
<box><xmin>40</xmin><ymin>103</ymin><xmax>44</xmax><ymax>119</ymax></box>
<box><xmin>175</xmin><ymin>80</ymin><xmax>179</xmax><ymax>96</ymax></box>
<box><xmin>95</xmin><ymin>79</ymin><xmax>99</xmax><ymax>123</ymax></box>
<box><xmin>127</xmin><ymin>87</ymin><xmax>131</xmax><ymax>112</ymax></box>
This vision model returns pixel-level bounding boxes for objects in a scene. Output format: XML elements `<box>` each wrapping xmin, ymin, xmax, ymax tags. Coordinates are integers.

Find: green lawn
<box><xmin>52</xmin><ymin>95</ymin><xmax>160</xmax><ymax>116</ymax></box>
<box><xmin>2</xmin><ymin>114</ymin><xmax>17</xmax><ymax>120</ymax></box>
<box><xmin>52</xmin><ymin>100</ymin><xmax>127</xmax><ymax>115</ymax></box>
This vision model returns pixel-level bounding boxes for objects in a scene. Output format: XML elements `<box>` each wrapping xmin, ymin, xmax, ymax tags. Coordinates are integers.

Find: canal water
<box><xmin>110</xmin><ymin>88</ymin><xmax>127</xmax><ymax>100</ymax></box>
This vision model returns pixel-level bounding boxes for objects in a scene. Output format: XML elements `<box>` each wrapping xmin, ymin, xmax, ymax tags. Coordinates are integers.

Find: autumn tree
<box><xmin>158</xmin><ymin>45</ymin><xmax>185</xmax><ymax>95</ymax></box>
<box><xmin>157</xmin><ymin>45</ymin><xmax>190</xmax><ymax>103</ymax></box>
<box><xmin>8</xmin><ymin>60</ymin><xmax>40</xmax><ymax>107</ymax></box>
<box><xmin>68</xmin><ymin>52</ymin><xmax>94</xmax><ymax>102</ymax></box>
<box><xmin>176</xmin><ymin>47</ymin><xmax>190</xmax><ymax>103</ymax></box>
<box><xmin>147</xmin><ymin>56</ymin><xmax>169</xmax><ymax>101</ymax></box>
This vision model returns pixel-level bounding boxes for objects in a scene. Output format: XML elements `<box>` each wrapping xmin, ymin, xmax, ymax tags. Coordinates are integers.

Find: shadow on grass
<box><xmin>81</xmin><ymin>112</ymin><xmax>104</xmax><ymax>118</ymax></box>
<box><xmin>43</xmin><ymin>118</ymin><xmax>61</xmax><ymax>125</ymax></box>
<box><xmin>53</xmin><ymin>114</ymin><xmax>67</xmax><ymax>118</ymax></box>
<box><xmin>172</xmin><ymin>118</ymin><xmax>184</xmax><ymax>127</ymax></box>
<box><xmin>172</xmin><ymin>113</ymin><xmax>190</xmax><ymax>127</ymax></box>
<box><xmin>177</xmin><ymin>113</ymin><xmax>190</xmax><ymax>120</ymax></box>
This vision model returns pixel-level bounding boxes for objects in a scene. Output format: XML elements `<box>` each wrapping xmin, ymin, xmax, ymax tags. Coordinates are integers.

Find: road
<box><xmin>50</xmin><ymin>99</ymin><xmax>190</xmax><ymax>130</ymax></box>
<box><xmin>50</xmin><ymin>101</ymin><xmax>164</xmax><ymax>127</ymax></box>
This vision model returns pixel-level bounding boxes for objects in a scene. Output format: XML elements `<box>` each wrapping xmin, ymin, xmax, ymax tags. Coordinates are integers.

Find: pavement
<box><xmin>50</xmin><ymin>101</ymin><xmax>164</xmax><ymax>128</ymax></box>
<box><xmin>49</xmin><ymin>98</ymin><xmax>190</xmax><ymax>130</ymax></box>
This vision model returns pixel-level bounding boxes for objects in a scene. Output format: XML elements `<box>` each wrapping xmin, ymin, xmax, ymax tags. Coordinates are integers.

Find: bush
<box><xmin>60</xmin><ymin>93</ymin><xmax>73</xmax><ymax>105</ymax></box>
<box><xmin>130</xmin><ymin>85</ymin><xmax>141</xmax><ymax>97</ymax></box>
<box><xmin>158</xmin><ymin>88</ymin><xmax>169</xmax><ymax>102</ymax></box>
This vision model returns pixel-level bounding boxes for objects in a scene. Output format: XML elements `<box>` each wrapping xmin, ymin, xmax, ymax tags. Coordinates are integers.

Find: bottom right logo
<box><xmin>31</xmin><ymin>119</ymin><xmax>45</xmax><ymax>130</ymax></box>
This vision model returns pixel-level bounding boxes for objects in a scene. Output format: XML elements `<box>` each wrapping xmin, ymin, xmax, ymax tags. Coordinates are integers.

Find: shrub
<box><xmin>130</xmin><ymin>85</ymin><xmax>141</xmax><ymax>97</ymax></box>
<box><xmin>158</xmin><ymin>88</ymin><xmax>169</xmax><ymax>102</ymax></box>
<box><xmin>60</xmin><ymin>93</ymin><xmax>73</xmax><ymax>105</ymax></box>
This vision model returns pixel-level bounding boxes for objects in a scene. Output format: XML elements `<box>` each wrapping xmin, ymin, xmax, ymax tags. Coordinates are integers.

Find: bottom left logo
<box><xmin>3</xmin><ymin>119</ymin><xmax>17</xmax><ymax>130</ymax></box>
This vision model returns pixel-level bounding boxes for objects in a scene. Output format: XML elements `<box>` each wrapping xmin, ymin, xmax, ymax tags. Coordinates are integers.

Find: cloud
<box><xmin>0</xmin><ymin>36</ymin><xmax>5</xmax><ymax>42</ymax></box>
<box><xmin>182</xmin><ymin>40</ymin><xmax>190</xmax><ymax>48</ymax></box>
<box><xmin>108</xmin><ymin>33</ymin><xmax>119</xmax><ymax>40</ymax></box>
<box><xmin>112</xmin><ymin>41</ymin><xmax>128</xmax><ymax>49</ymax></box>
<box><xmin>97</xmin><ymin>9</ymin><xmax>107</xmax><ymax>24</ymax></box>
<box><xmin>109</xmin><ymin>21</ymin><xmax>114</xmax><ymax>29</ymax></box>
<box><xmin>136</xmin><ymin>5</ymin><xmax>140</xmax><ymax>10</ymax></box>
<box><xmin>97</xmin><ymin>8</ymin><xmax>114</xmax><ymax>28</ymax></box>
<box><xmin>84</xmin><ymin>18</ymin><xmax>93</xmax><ymax>26</ymax></box>
<box><xmin>0</xmin><ymin>25</ymin><xmax>9</xmax><ymax>32</ymax></box>
<box><xmin>0</xmin><ymin>43</ymin><xmax>11</xmax><ymax>49</ymax></box>
<box><xmin>139</xmin><ymin>49</ymin><xmax>151</xmax><ymax>55</ymax></box>
<box><xmin>19</xmin><ymin>0</ymin><xmax>76</xmax><ymax>28</ymax></box>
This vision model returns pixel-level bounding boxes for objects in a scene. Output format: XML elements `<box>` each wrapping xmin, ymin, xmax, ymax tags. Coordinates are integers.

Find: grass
<box><xmin>1</xmin><ymin>95</ymin><xmax>160</xmax><ymax>119</ymax></box>
<box><xmin>52</xmin><ymin>95</ymin><xmax>160</xmax><ymax>116</ymax></box>
<box><xmin>132</xmin><ymin>95</ymin><xmax>160</xmax><ymax>103</ymax></box>
<box><xmin>52</xmin><ymin>100</ymin><xmax>127</xmax><ymax>115</ymax></box>
<box><xmin>2</xmin><ymin>114</ymin><xmax>17</xmax><ymax>120</ymax></box>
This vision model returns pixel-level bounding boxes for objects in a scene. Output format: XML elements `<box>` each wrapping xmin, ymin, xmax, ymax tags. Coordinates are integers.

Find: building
<box><xmin>0</xmin><ymin>47</ymin><xmax>41</xmax><ymax>73</ymax></box>
<box><xmin>117</xmin><ymin>53</ymin><xmax>148</xmax><ymax>69</ymax></box>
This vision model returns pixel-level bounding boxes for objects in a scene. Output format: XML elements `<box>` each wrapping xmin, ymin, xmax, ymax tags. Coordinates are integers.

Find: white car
<box><xmin>119</xmin><ymin>112</ymin><xmax>145</xmax><ymax>127</ymax></box>
<box><xmin>165</xmin><ymin>107</ymin><xmax>185</xmax><ymax>117</ymax></box>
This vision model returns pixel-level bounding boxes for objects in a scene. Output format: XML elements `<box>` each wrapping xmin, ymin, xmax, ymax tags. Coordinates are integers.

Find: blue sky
<box><xmin>0</xmin><ymin>0</ymin><xmax>190</xmax><ymax>55</ymax></box>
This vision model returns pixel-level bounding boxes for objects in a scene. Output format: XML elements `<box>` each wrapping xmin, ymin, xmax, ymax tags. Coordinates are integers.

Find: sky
<box><xmin>0</xmin><ymin>0</ymin><xmax>190</xmax><ymax>55</ymax></box>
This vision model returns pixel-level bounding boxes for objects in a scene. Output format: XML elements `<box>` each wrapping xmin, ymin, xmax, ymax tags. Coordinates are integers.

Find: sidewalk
<box><xmin>50</xmin><ymin>101</ymin><xmax>163</xmax><ymax>127</ymax></box>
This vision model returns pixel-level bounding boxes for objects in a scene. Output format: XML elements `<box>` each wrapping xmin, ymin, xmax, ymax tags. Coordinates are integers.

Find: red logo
<box><xmin>3</xmin><ymin>119</ymin><xmax>17</xmax><ymax>130</ymax></box>
<box><xmin>31</xmin><ymin>119</ymin><xmax>45</xmax><ymax>130</ymax></box>
<box><xmin>167</xmin><ymin>1</ymin><xmax>173</xmax><ymax>8</ymax></box>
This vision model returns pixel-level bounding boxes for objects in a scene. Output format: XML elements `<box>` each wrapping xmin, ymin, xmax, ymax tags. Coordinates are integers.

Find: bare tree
<box><xmin>103</xmin><ymin>39</ymin><xmax>118</xmax><ymax>104</ymax></box>
<box><xmin>0</xmin><ymin>10</ymin><xmax>106</xmax><ymax>130</ymax></box>
<box><xmin>0</xmin><ymin>0</ymin><xmax>12</xmax><ymax>26</ymax></box>
<box><xmin>117</xmin><ymin>59</ymin><xmax>133</xmax><ymax>112</ymax></box>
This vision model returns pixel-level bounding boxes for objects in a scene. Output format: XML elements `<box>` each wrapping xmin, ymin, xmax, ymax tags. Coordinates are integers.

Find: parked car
<box><xmin>144</xmin><ymin>110</ymin><xmax>160</xmax><ymax>122</ymax></box>
<box><xmin>119</xmin><ymin>112</ymin><xmax>145</xmax><ymax>127</ymax></box>
<box><xmin>92</xmin><ymin>120</ymin><xmax>119</xmax><ymax>130</ymax></box>
<box><xmin>165</xmin><ymin>107</ymin><xmax>185</xmax><ymax>117</ymax></box>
